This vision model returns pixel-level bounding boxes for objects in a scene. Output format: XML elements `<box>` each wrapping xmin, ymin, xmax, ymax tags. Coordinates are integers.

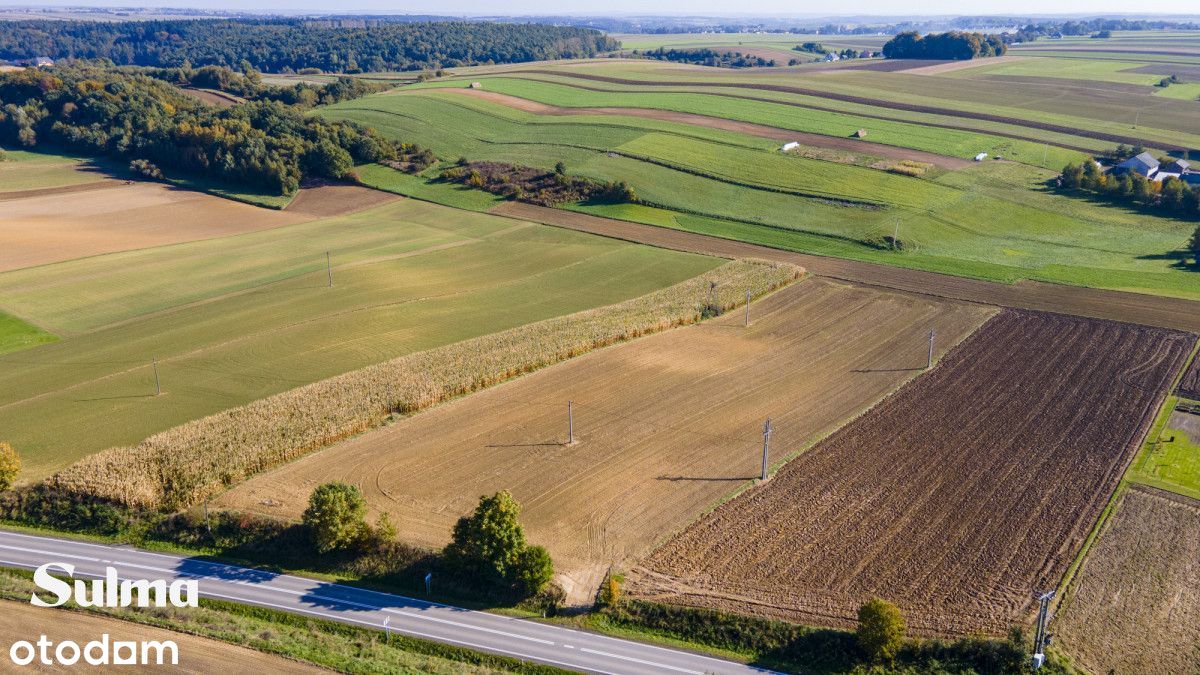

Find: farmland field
<box><xmin>0</xmin><ymin>147</ymin><xmax>111</xmax><ymax>193</ymax></box>
<box><xmin>0</xmin><ymin>180</ymin><xmax>317</xmax><ymax>272</ymax></box>
<box><xmin>0</xmin><ymin>197</ymin><xmax>721</xmax><ymax>479</ymax></box>
<box><xmin>322</xmin><ymin>86</ymin><xmax>1200</xmax><ymax>300</ymax></box>
<box><xmin>1130</xmin><ymin>406</ymin><xmax>1200</xmax><ymax>501</ymax></box>
<box><xmin>630</xmin><ymin>310</ymin><xmax>1193</xmax><ymax>636</ymax></box>
<box><xmin>1054</xmin><ymin>486</ymin><xmax>1200</xmax><ymax>675</ymax></box>
<box><xmin>1180</xmin><ymin>356</ymin><xmax>1200</xmax><ymax>400</ymax></box>
<box><xmin>217</xmin><ymin>278</ymin><xmax>994</xmax><ymax>601</ymax></box>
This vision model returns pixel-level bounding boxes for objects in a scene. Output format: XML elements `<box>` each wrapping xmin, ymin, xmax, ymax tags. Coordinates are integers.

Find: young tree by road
<box><xmin>303</xmin><ymin>482</ymin><xmax>368</xmax><ymax>553</ymax></box>
<box><xmin>857</xmin><ymin>597</ymin><xmax>906</xmax><ymax>663</ymax></box>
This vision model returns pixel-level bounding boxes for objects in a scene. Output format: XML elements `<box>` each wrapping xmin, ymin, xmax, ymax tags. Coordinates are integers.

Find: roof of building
<box><xmin>1116</xmin><ymin>152</ymin><xmax>1160</xmax><ymax>174</ymax></box>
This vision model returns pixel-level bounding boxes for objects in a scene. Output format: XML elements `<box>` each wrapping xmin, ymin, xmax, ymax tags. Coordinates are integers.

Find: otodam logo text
<box><xmin>8</xmin><ymin>563</ymin><xmax>198</xmax><ymax>667</ymax></box>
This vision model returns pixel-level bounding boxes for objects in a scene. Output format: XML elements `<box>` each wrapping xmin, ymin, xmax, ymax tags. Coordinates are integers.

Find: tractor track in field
<box><xmin>491</xmin><ymin>201</ymin><xmax>1200</xmax><ymax>334</ymax></box>
<box><xmin>502</xmin><ymin>69</ymin><xmax>1194</xmax><ymax>153</ymax></box>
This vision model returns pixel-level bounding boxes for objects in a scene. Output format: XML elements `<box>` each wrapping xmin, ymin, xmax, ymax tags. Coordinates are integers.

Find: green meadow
<box><xmin>321</xmin><ymin>90</ymin><xmax>1200</xmax><ymax>300</ymax></box>
<box><xmin>0</xmin><ymin>147</ymin><xmax>109</xmax><ymax>192</ymax></box>
<box><xmin>0</xmin><ymin>199</ymin><xmax>719</xmax><ymax>478</ymax></box>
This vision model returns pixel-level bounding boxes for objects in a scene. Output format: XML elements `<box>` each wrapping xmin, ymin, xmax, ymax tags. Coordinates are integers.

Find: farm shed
<box><xmin>781</xmin><ymin>141</ymin><xmax>800</xmax><ymax>152</ymax></box>
<box><xmin>974</xmin><ymin>152</ymin><xmax>988</xmax><ymax>161</ymax></box>
<box><xmin>1113</xmin><ymin>152</ymin><xmax>1160</xmax><ymax>178</ymax></box>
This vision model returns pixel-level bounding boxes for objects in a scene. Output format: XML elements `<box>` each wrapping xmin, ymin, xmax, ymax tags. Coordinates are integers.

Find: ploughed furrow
<box><xmin>631</xmin><ymin>309</ymin><xmax>1194</xmax><ymax>636</ymax></box>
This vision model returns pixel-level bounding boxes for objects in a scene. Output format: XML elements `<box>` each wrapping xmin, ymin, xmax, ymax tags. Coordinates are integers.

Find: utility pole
<box><xmin>1134</xmin><ymin>110</ymin><xmax>1140</xmax><ymax>129</ymax></box>
<box><xmin>326</xmin><ymin>251</ymin><xmax>333</xmax><ymax>288</ymax></box>
<box><xmin>892</xmin><ymin>221</ymin><xmax>899</xmax><ymax>250</ymax></box>
<box><xmin>927</xmin><ymin>329</ymin><xmax>936</xmax><ymax>369</ymax></box>
<box><xmin>567</xmin><ymin>400</ymin><xmax>574</xmax><ymax>445</ymax></box>
<box><xmin>152</xmin><ymin>357</ymin><xmax>161</xmax><ymax>396</ymax></box>
<box><xmin>1042</xmin><ymin>145</ymin><xmax>1049</xmax><ymax>166</ymax></box>
<box><xmin>745</xmin><ymin>290</ymin><xmax>751</xmax><ymax>327</ymax></box>
<box><xmin>761</xmin><ymin>419</ymin><xmax>772</xmax><ymax>481</ymax></box>
<box><xmin>1032</xmin><ymin>590</ymin><xmax>1055</xmax><ymax>670</ymax></box>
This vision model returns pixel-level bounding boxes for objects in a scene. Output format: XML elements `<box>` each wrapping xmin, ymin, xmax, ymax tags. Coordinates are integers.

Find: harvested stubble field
<box><xmin>55</xmin><ymin>260</ymin><xmax>798</xmax><ymax>511</ymax></box>
<box><xmin>630</xmin><ymin>310</ymin><xmax>1194</xmax><ymax>636</ymax></box>
<box><xmin>218</xmin><ymin>278</ymin><xmax>994</xmax><ymax>601</ymax></box>
<box><xmin>1054</xmin><ymin>486</ymin><xmax>1200</xmax><ymax>675</ymax></box>
<box><xmin>0</xmin><ymin>600</ymin><xmax>328</xmax><ymax>673</ymax></box>
<box><xmin>0</xmin><ymin>181</ymin><xmax>311</xmax><ymax>272</ymax></box>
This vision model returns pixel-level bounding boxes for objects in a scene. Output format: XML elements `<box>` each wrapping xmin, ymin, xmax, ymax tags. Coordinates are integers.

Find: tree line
<box><xmin>0</xmin><ymin>64</ymin><xmax>395</xmax><ymax>195</ymax></box>
<box><xmin>139</xmin><ymin>63</ymin><xmax>389</xmax><ymax>107</ymax></box>
<box><xmin>0</xmin><ymin>19</ymin><xmax>617</xmax><ymax>73</ymax></box>
<box><xmin>882</xmin><ymin>31</ymin><xmax>1007</xmax><ymax>60</ymax></box>
<box><xmin>638</xmin><ymin>47</ymin><xmax>775</xmax><ymax>68</ymax></box>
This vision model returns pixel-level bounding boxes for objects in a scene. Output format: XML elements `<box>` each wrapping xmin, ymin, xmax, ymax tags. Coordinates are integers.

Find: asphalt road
<box><xmin>0</xmin><ymin>529</ymin><xmax>769</xmax><ymax>674</ymax></box>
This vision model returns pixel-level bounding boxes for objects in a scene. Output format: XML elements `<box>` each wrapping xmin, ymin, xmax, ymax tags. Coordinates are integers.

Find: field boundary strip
<box><xmin>50</xmin><ymin>259</ymin><xmax>801</xmax><ymax>511</ymax></box>
<box><xmin>488</xmin><ymin>200</ymin><xmax>1200</xmax><ymax>333</ymax></box>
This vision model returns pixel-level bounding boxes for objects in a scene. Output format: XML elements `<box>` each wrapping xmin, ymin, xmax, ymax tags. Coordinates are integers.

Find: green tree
<box><xmin>857</xmin><ymin>597</ymin><xmax>906</xmax><ymax>663</ymax></box>
<box><xmin>0</xmin><ymin>442</ymin><xmax>19</xmax><ymax>491</ymax></box>
<box><xmin>443</xmin><ymin>491</ymin><xmax>553</xmax><ymax>596</ymax></box>
<box><xmin>554</xmin><ymin>161</ymin><xmax>566</xmax><ymax>175</ymax></box>
<box><xmin>306</xmin><ymin>139</ymin><xmax>353</xmax><ymax>180</ymax></box>
<box><xmin>302</xmin><ymin>482</ymin><xmax>367</xmax><ymax>553</ymax></box>
<box><xmin>1189</xmin><ymin>224</ymin><xmax>1200</xmax><ymax>263</ymax></box>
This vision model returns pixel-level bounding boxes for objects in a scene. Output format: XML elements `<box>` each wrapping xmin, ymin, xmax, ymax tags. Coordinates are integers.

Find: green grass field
<box><xmin>0</xmin><ymin>311</ymin><xmax>56</xmax><ymax>355</ymax></box>
<box><xmin>0</xmin><ymin>198</ymin><xmax>719</xmax><ymax>479</ymax></box>
<box><xmin>1129</xmin><ymin>400</ymin><xmax>1200</xmax><ymax>501</ymax></box>
<box><xmin>321</xmin><ymin>89</ymin><xmax>1200</xmax><ymax>300</ymax></box>
<box><xmin>0</xmin><ymin>147</ymin><xmax>110</xmax><ymax>192</ymax></box>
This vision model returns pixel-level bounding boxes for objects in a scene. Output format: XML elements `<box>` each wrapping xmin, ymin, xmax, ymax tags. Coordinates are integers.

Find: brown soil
<box><xmin>631</xmin><ymin>310</ymin><xmax>1193</xmax><ymax>636</ymax></box>
<box><xmin>178</xmin><ymin>87</ymin><xmax>242</xmax><ymax>108</ymax></box>
<box><xmin>902</xmin><ymin>56</ymin><xmax>1029</xmax><ymax>75</ymax></box>
<box><xmin>0</xmin><ymin>600</ymin><xmax>327</xmax><ymax>673</ymax></box>
<box><xmin>441</xmin><ymin>88</ymin><xmax>973</xmax><ymax>169</ymax></box>
<box><xmin>1130</xmin><ymin>63</ymin><xmax>1200</xmax><ymax>80</ymax></box>
<box><xmin>506</xmin><ymin>69</ymin><xmax>1196</xmax><ymax>153</ymax></box>
<box><xmin>0</xmin><ymin>179</ymin><xmax>122</xmax><ymax>201</ymax></box>
<box><xmin>1054</xmin><ymin>486</ymin><xmax>1200</xmax><ymax>675</ymax></box>
<box><xmin>1180</xmin><ymin>355</ymin><xmax>1200</xmax><ymax>400</ymax></box>
<box><xmin>285</xmin><ymin>182</ymin><xmax>402</xmax><ymax>217</ymax></box>
<box><xmin>0</xmin><ymin>182</ymin><xmax>311</xmax><ymax>271</ymax></box>
<box><xmin>217</xmin><ymin>278</ymin><xmax>994</xmax><ymax>604</ymax></box>
<box><xmin>491</xmin><ymin>201</ymin><xmax>1200</xmax><ymax>334</ymax></box>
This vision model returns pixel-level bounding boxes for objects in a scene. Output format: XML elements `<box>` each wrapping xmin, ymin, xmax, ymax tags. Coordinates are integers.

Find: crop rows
<box><xmin>631</xmin><ymin>309</ymin><xmax>1193</xmax><ymax>636</ymax></box>
<box><xmin>51</xmin><ymin>259</ymin><xmax>801</xmax><ymax>511</ymax></box>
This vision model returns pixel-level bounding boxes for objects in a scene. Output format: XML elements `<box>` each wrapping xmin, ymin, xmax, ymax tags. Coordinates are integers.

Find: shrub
<box><xmin>443</xmin><ymin>491</ymin><xmax>551</xmax><ymax>598</ymax></box>
<box><xmin>0</xmin><ymin>443</ymin><xmax>19</xmax><ymax>491</ymax></box>
<box><xmin>129</xmin><ymin>158</ymin><xmax>163</xmax><ymax>179</ymax></box>
<box><xmin>857</xmin><ymin>597</ymin><xmax>906</xmax><ymax>663</ymax></box>
<box><xmin>596</xmin><ymin>571</ymin><xmax>623</xmax><ymax>608</ymax></box>
<box><xmin>302</xmin><ymin>482</ymin><xmax>368</xmax><ymax>553</ymax></box>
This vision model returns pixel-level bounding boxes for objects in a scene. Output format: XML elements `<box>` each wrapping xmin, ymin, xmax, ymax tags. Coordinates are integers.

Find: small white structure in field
<box><xmin>974</xmin><ymin>152</ymin><xmax>989</xmax><ymax>161</ymax></box>
<box><xmin>781</xmin><ymin>141</ymin><xmax>800</xmax><ymax>152</ymax></box>
<box><xmin>469</xmin><ymin>81</ymin><xmax>482</xmax><ymax>89</ymax></box>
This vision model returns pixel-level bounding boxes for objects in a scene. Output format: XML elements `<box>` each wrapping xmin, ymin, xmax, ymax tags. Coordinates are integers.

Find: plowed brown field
<box><xmin>217</xmin><ymin>278</ymin><xmax>994</xmax><ymax>602</ymax></box>
<box><xmin>1054</xmin><ymin>486</ymin><xmax>1200</xmax><ymax>675</ymax></box>
<box><xmin>631</xmin><ymin>310</ymin><xmax>1193</xmax><ymax>636</ymax></box>
<box><xmin>1179</xmin><ymin>355</ymin><xmax>1200</xmax><ymax>400</ymax></box>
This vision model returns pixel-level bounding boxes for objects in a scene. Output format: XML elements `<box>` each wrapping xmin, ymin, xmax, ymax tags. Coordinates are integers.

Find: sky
<box><xmin>19</xmin><ymin>1</ymin><xmax>1200</xmax><ymax>17</ymax></box>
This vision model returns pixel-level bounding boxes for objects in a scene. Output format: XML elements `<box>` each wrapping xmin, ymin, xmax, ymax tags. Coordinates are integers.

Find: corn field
<box><xmin>51</xmin><ymin>260</ymin><xmax>802</xmax><ymax>511</ymax></box>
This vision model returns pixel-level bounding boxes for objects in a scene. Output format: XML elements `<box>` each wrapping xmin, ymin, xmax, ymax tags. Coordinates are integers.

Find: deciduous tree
<box><xmin>303</xmin><ymin>482</ymin><xmax>368</xmax><ymax>553</ymax></box>
<box><xmin>857</xmin><ymin>597</ymin><xmax>906</xmax><ymax>663</ymax></box>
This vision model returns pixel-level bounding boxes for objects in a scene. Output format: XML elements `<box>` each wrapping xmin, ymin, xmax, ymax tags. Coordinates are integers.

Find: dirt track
<box><xmin>217</xmin><ymin>278</ymin><xmax>993</xmax><ymax>603</ymax></box>
<box><xmin>439</xmin><ymin>88</ymin><xmax>972</xmax><ymax>169</ymax></box>
<box><xmin>506</xmin><ymin>69</ymin><xmax>1196</xmax><ymax>152</ymax></box>
<box><xmin>631</xmin><ymin>310</ymin><xmax>1194</xmax><ymax>636</ymax></box>
<box><xmin>491</xmin><ymin>201</ymin><xmax>1200</xmax><ymax>333</ymax></box>
<box><xmin>1054</xmin><ymin>486</ymin><xmax>1200</xmax><ymax>675</ymax></box>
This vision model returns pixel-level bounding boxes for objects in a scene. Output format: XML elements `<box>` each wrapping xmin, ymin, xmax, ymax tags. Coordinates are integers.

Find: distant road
<box><xmin>0</xmin><ymin>530</ymin><xmax>768</xmax><ymax>675</ymax></box>
<box><xmin>492</xmin><ymin>201</ymin><xmax>1200</xmax><ymax>334</ymax></box>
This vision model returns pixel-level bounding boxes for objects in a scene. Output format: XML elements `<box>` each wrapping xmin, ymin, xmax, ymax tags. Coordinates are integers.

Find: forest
<box><xmin>0</xmin><ymin>64</ymin><xmax>395</xmax><ymax>195</ymax></box>
<box><xmin>639</xmin><ymin>47</ymin><xmax>776</xmax><ymax>68</ymax></box>
<box><xmin>0</xmin><ymin>19</ymin><xmax>617</xmax><ymax>73</ymax></box>
<box><xmin>882</xmin><ymin>31</ymin><xmax>1007</xmax><ymax>60</ymax></box>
